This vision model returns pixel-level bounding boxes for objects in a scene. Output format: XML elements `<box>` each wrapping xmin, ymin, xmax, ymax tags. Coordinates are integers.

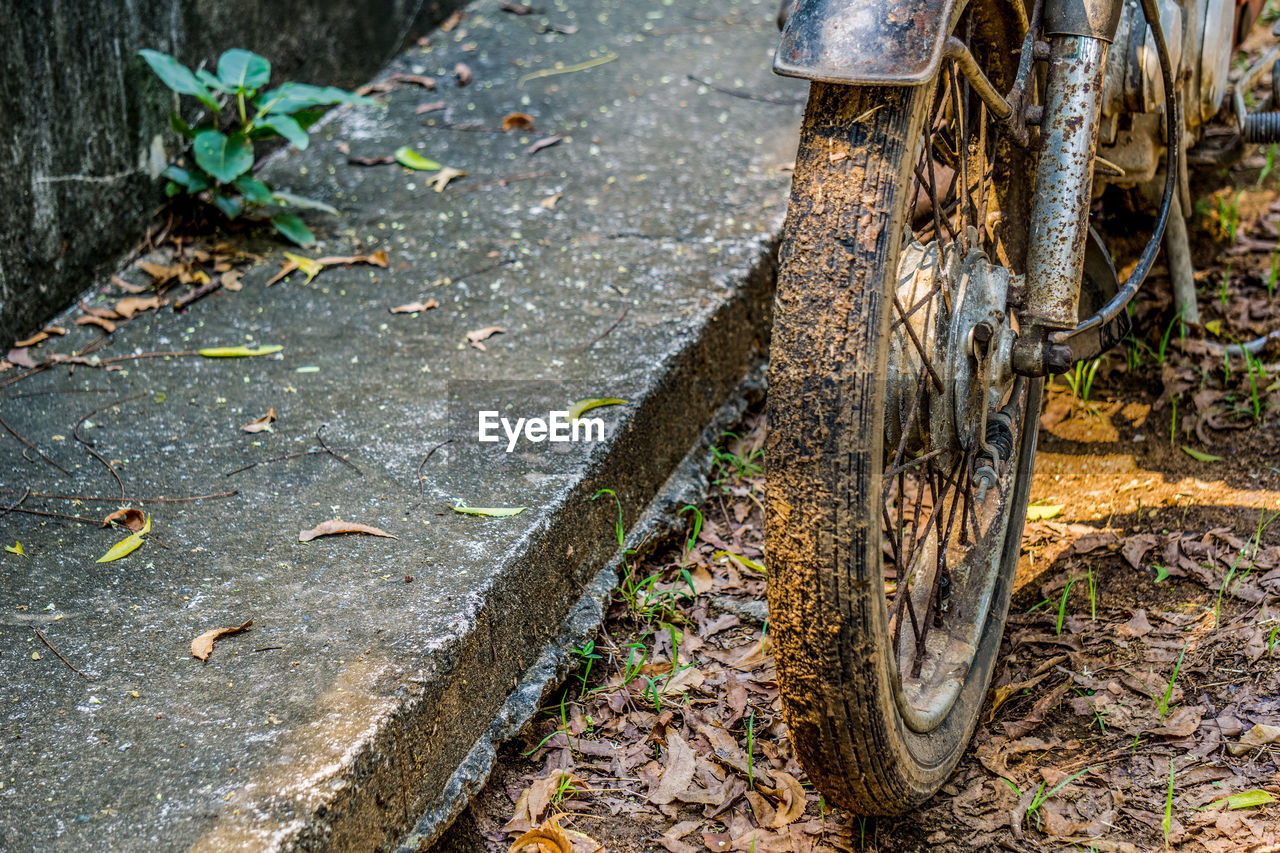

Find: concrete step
<box><xmin>0</xmin><ymin>1</ymin><xmax>803</xmax><ymax>849</ymax></box>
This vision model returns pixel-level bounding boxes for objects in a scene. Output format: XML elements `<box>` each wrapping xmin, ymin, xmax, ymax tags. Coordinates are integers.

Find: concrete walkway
<box><xmin>0</xmin><ymin>1</ymin><xmax>803</xmax><ymax>849</ymax></box>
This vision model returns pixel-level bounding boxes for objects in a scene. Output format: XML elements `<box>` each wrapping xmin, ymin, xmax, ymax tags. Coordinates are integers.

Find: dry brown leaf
<box><xmin>348</xmin><ymin>154</ymin><xmax>397</xmax><ymax>166</ymax></box>
<box><xmin>44</xmin><ymin>325</ymin><xmax>68</xmax><ymax>336</ymax></box>
<box><xmin>416</xmin><ymin>100</ymin><xmax>447</xmax><ymax>115</ymax></box>
<box><xmin>503</xmin><ymin>112</ymin><xmax>536</xmax><ymax>131</ymax></box>
<box><xmin>528</xmin><ymin>135</ymin><xmax>562</xmax><ymax>155</ymax></box>
<box><xmin>191</xmin><ymin>619</ymin><xmax>252</xmax><ymax>661</ymax></box>
<box><xmin>7</xmin><ymin>348</ymin><xmax>39</xmax><ymax>369</ymax></box>
<box><xmin>115</xmin><ymin>296</ymin><xmax>162</xmax><ymax>318</ymax></box>
<box><xmin>102</xmin><ymin>507</ymin><xmax>147</xmax><ymax>532</ymax></box>
<box><xmin>298</xmin><ymin>520</ymin><xmax>398</xmax><ymax>542</ymax></box>
<box><xmin>539</xmin><ymin>192</ymin><xmax>562</xmax><ymax>210</ymax></box>
<box><xmin>241</xmin><ymin>408</ymin><xmax>277</xmax><ymax>433</ymax></box>
<box><xmin>75</xmin><ymin>315</ymin><xmax>117</xmax><ymax>333</ymax></box>
<box><xmin>14</xmin><ymin>331</ymin><xmax>49</xmax><ymax>348</ymax></box>
<box><xmin>1147</xmin><ymin>705</ymin><xmax>1203</xmax><ymax>737</ymax></box>
<box><xmin>650</xmin><ymin>731</ymin><xmax>696</xmax><ymax>804</ymax></box>
<box><xmin>440</xmin><ymin>9</ymin><xmax>463</xmax><ymax>30</ymax></box>
<box><xmin>1227</xmin><ymin>723</ymin><xmax>1280</xmax><ymax>756</ymax></box>
<box><xmin>1117</xmin><ymin>609</ymin><xmax>1153</xmax><ymax>638</ymax></box>
<box><xmin>136</xmin><ymin>261</ymin><xmax>184</xmax><ymax>283</ymax></box>
<box><xmin>390</xmin><ymin>300</ymin><xmax>439</xmax><ymax>314</ymax></box>
<box><xmin>392</xmin><ymin>72</ymin><xmax>436</xmax><ymax>90</ymax></box>
<box><xmin>315</xmin><ymin>250</ymin><xmax>389</xmax><ymax>269</ymax></box>
<box><xmin>112</xmin><ymin>275</ymin><xmax>150</xmax><ymax>294</ymax></box>
<box><xmin>78</xmin><ymin>300</ymin><xmax>120</xmax><ymax>319</ymax></box>
<box><xmin>501</xmin><ymin>2</ymin><xmax>538</xmax><ymax>13</ymax></box>
<box><xmin>520</xmin><ymin>769</ymin><xmax>583</xmax><ymax>824</ymax></box>
<box><xmin>508</xmin><ymin>816</ymin><xmax>572</xmax><ymax>853</ymax></box>
<box><xmin>767</xmin><ymin>770</ymin><xmax>806</xmax><ymax>827</ymax></box>
<box><xmin>454</xmin><ymin>62</ymin><xmax>472</xmax><ymax>86</ymax></box>
<box><xmin>431</xmin><ymin>167</ymin><xmax>467</xmax><ymax>192</ymax></box>
<box><xmin>467</xmin><ymin>325</ymin><xmax>507</xmax><ymax>350</ymax></box>
<box><xmin>220</xmin><ymin>270</ymin><xmax>244</xmax><ymax>292</ymax></box>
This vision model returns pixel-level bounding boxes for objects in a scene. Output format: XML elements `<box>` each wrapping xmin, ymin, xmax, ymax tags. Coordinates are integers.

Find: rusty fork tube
<box><xmin>1023</xmin><ymin>35</ymin><xmax>1109</xmax><ymax>331</ymax></box>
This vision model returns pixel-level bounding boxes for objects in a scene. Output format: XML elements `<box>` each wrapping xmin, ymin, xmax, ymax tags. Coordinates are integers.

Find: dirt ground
<box><xmin>447</xmin><ymin>93</ymin><xmax>1280</xmax><ymax>853</ymax></box>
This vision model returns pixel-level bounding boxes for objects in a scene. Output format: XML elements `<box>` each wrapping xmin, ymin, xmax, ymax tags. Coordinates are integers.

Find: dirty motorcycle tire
<box><xmin>765</xmin><ymin>12</ymin><xmax>1043</xmax><ymax>814</ymax></box>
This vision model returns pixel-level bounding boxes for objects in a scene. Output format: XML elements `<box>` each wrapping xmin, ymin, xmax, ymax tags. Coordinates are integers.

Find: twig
<box><xmin>0</xmin><ymin>503</ymin><xmax>169</xmax><ymax>548</ymax></box>
<box><xmin>315</xmin><ymin>424</ymin><xmax>363</xmax><ymax>475</ymax></box>
<box><xmin>462</xmin><ymin>172</ymin><xmax>545</xmax><ymax>192</ymax></box>
<box><xmin>3</xmin><ymin>388</ymin><xmax>115</xmax><ymax>399</ymax></box>
<box><xmin>571</xmin><ymin>291</ymin><xmax>631</xmax><ymax>354</ymax></box>
<box><xmin>74</xmin><ymin>393</ymin><xmax>147</xmax><ymax>499</ymax></box>
<box><xmin>410</xmin><ymin>440</ymin><xmax>453</xmax><ymax>511</ymax></box>
<box><xmin>0</xmin><ymin>489</ymin><xmax>237</xmax><ymax>503</ymax></box>
<box><xmin>33</xmin><ymin>629</ymin><xmax>91</xmax><ymax>680</ymax></box>
<box><xmin>226</xmin><ymin>425</ymin><xmax>362</xmax><ymax>476</ymax></box>
<box><xmin>685</xmin><ymin>74</ymin><xmax>804</xmax><ymax>106</ymax></box>
<box><xmin>0</xmin><ymin>489</ymin><xmax>30</xmax><ymax>521</ymax></box>
<box><xmin>0</xmin><ymin>412</ymin><xmax>71</xmax><ymax>476</ymax></box>
<box><xmin>172</xmin><ymin>278</ymin><xmax>222</xmax><ymax>311</ymax></box>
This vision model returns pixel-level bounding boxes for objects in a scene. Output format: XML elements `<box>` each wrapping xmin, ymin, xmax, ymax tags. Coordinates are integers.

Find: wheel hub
<box><xmin>885</xmin><ymin>236</ymin><xmax>1017</xmax><ymax>468</ymax></box>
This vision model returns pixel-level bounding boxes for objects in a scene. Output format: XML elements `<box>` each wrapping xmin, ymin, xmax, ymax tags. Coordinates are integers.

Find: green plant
<box><xmin>746</xmin><ymin>709</ymin><xmax>757</xmax><ymax>790</ymax></box>
<box><xmin>571</xmin><ymin>639</ymin><xmax>602</xmax><ymax>693</ymax></box>
<box><xmin>1062</xmin><ymin>358</ymin><xmax>1102</xmax><ymax>405</ymax></box>
<box><xmin>1157</xmin><ymin>308</ymin><xmax>1183</xmax><ymax>366</ymax></box>
<box><xmin>679</xmin><ymin>504</ymin><xmax>703</xmax><ymax>566</ymax></box>
<box><xmin>1056</xmin><ymin>577</ymin><xmax>1076</xmax><ymax>635</ymax></box>
<box><xmin>1158</xmin><ymin>643</ymin><xmax>1188</xmax><ymax>719</ymax></box>
<box><xmin>1214</xmin><ymin>510</ymin><xmax>1279</xmax><ymax>627</ymax></box>
<box><xmin>1269</xmin><ymin>251</ymin><xmax>1279</xmax><ymax>297</ymax></box>
<box><xmin>1242</xmin><ymin>348</ymin><xmax>1267</xmax><ymax>422</ymax></box>
<box><xmin>1163</xmin><ymin>759</ymin><xmax>1177</xmax><ymax>845</ymax></box>
<box><xmin>1220</xmin><ymin>262</ymin><xmax>1232</xmax><ymax>311</ymax></box>
<box><xmin>1259</xmin><ymin>144</ymin><xmax>1277</xmax><ymax>187</ymax></box>
<box><xmin>711</xmin><ymin>431</ymin><xmax>764</xmax><ymax>484</ymax></box>
<box><xmin>1087</xmin><ymin>565</ymin><xmax>1097</xmax><ymax>621</ymax></box>
<box><xmin>620</xmin><ymin>641</ymin><xmax>648</xmax><ymax>687</ymax></box>
<box><xmin>1217</xmin><ymin>191</ymin><xmax>1240</xmax><ymax>243</ymax></box>
<box><xmin>1170</xmin><ymin>395</ymin><xmax>1178</xmax><ymax>446</ymax></box>
<box><xmin>1269</xmin><ymin>623</ymin><xmax>1280</xmax><ymax>657</ymax></box>
<box><xmin>1026</xmin><ymin>766</ymin><xmax>1096</xmax><ymax>828</ymax></box>
<box><xmin>551</xmin><ymin>772</ymin><xmax>579</xmax><ymax>807</ymax></box>
<box><xmin>139</xmin><ymin>48</ymin><xmax>371</xmax><ymax>246</ymax></box>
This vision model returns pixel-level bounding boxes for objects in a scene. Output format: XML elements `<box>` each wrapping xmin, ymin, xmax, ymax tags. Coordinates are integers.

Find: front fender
<box><xmin>774</xmin><ymin>0</ymin><xmax>960</xmax><ymax>85</ymax></box>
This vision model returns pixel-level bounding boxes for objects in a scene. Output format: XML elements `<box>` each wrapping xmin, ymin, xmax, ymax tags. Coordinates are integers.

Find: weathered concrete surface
<box><xmin>0</xmin><ymin>0</ymin><xmax>465</xmax><ymax>351</ymax></box>
<box><xmin>0</xmin><ymin>0</ymin><xmax>804</xmax><ymax>849</ymax></box>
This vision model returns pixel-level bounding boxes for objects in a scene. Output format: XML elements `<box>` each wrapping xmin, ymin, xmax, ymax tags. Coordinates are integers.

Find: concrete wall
<box><xmin>0</xmin><ymin>0</ymin><xmax>463</xmax><ymax>349</ymax></box>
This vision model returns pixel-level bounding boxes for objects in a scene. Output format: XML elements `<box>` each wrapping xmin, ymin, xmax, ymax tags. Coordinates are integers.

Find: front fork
<box><xmin>1011</xmin><ymin>0</ymin><xmax>1124</xmax><ymax>377</ymax></box>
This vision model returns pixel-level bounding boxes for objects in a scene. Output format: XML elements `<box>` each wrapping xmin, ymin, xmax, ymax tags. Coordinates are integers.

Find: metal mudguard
<box><xmin>773</xmin><ymin>0</ymin><xmax>960</xmax><ymax>85</ymax></box>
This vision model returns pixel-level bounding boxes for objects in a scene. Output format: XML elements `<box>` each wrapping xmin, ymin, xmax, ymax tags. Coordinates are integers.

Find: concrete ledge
<box><xmin>0</xmin><ymin>1</ymin><xmax>803</xmax><ymax>849</ymax></box>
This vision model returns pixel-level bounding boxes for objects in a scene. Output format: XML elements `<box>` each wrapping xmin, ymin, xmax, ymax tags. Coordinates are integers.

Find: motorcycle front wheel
<box><xmin>766</xmin><ymin>0</ymin><xmax>1043</xmax><ymax>813</ymax></box>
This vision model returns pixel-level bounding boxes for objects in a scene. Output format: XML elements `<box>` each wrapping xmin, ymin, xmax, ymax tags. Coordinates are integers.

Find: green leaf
<box><xmin>96</xmin><ymin>514</ymin><xmax>150</xmax><ymax>563</ymax></box>
<box><xmin>192</xmin><ymin>130</ymin><xmax>255</xmax><ymax>183</ymax></box>
<box><xmin>138</xmin><ymin>49</ymin><xmax>219</xmax><ymax>111</ymax></box>
<box><xmin>451</xmin><ymin>505</ymin><xmax>527</xmax><ymax>517</ymax></box>
<box><xmin>568</xmin><ymin>398</ymin><xmax>626</xmax><ymax>420</ymax></box>
<box><xmin>1153</xmin><ymin>565</ymin><xmax>1171</xmax><ymax>583</ymax></box>
<box><xmin>212</xmin><ymin>193</ymin><xmax>242</xmax><ymax>219</ymax></box>
<box><xmin>196</xmin><ymin>67</ymin><xmax>235</xmax><ymax>93</ymax></box>
<box><xmin>1026</xmin><ymin>504</ymin><xmax>1064</xmax><ymax>521</ymax></box>
<box><xmin>165</xmin><ymin>181</ymin><xmax>183</xmax><ymax>197</ymax></box>
<box><xmin>161</xmin><ymin>165</ymin><xmax>209</xmax><ymax>193</ymax></box>
<box><xmin>255</xmin><ymin>82</ymin><xmax>374</xmax><ymax>115</ymax></box>
<box><xmin>169</xmin><ymin>112</ymin><xmax>195</xmax><ymax>138</ymax></box>
<box><xmin>292</xmin><ymin>108</ymin><xmax>326</xmax><ymax>130</ymax></box>
<box><xmin>271</xmin><ymin>191</ymin><xmax>337</xmax><ymax>215</ymax></box>
<box><xmin>394</xmin><ymin>147</ymin><xmax>442</xmax><ymax>171</ymax></box>
<box><xmin>270</xmin><ymin>213</ymin><xmax>316</xmax><ymax>247</ymax></box>
<box><xmin>713</xmin><ymin>549</ymin><xmax>766</xmax><ymax>574</ymax></box>
<box><xmin>1180</xmin><ymin>446</ymin><xmax>1223</xmax><ymax>463</ymax></box>
<box><xmin>1204</xmin><ymin>790</ymin><xmax>1276</xmax><ymax>810</ymax></box>
<box><xmin>216</xmin><ymin>48</ymin><xmax>270</xmax><ymax>91</ymax></box>
<box><xmin>4</xmin><ymin>542</ymin><xmax>24</xmax><ymax>557</ymax></box>
<box><xmin>198</xmin><ymin>345</ymin><xmax>283</xmax><ymax>358</ymax></box>
<box><xmin>256</xmin><ymin>115</ymin><xmax>308</xmax><ymax>149</ymax></box>
<box><xmin>234</xmin><ymin>176</ymin><xmax>274</xmax><ymax>205</ymax></box>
